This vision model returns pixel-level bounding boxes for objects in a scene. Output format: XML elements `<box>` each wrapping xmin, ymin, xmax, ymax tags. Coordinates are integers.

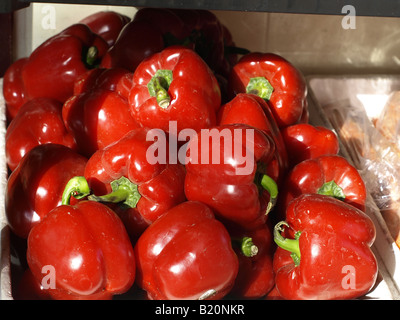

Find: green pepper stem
<box><xmin>88</xmin><ymin>176</ymin><xmax>141</xmax><ymax>208</ymax></box>
<box><xmin>260</xmin><ymin>174</ymin><xmax>278</xmax><ymax>215</ymax></box>
<box><xmin>231</xmin><ymin>236</ymin><xmax>259</xmax><ymax>258</ymax></box>
<box><xmin>274</xmin><ymin>221</ymin><xmax>301</xmax><ymax>266</ymax></box>
<box><xmin>317</xmin><ymin>180</ymin><xmax>346</xmax><ymax>201</ymax></box>
<box><xmin>153</xmin><ymin>77</ymin><xmax>170</xmax><ymax>108</ymax></box>
<box><xmin>85</xmin><ymin>46</ymin><xmax>99</xmax><ymax>67</ymax></box>
<box><xmin>62</xmin><ymin>176</ymin><xmax>91</xmax><ymax>206</ymax></box>
<box><xmin>246</xmin><ymin>77</ymin><xmax>274</xmax><ymax>101</ymax></box>
<box><xmin>147</xmin><ymin>69</ymin><xmax>173</xmax><ymax>109</ymax></box>
<box><xmin>239</xmin><ymin>237</ymin><xmax>259</xmax><ymax>257</ymax></box>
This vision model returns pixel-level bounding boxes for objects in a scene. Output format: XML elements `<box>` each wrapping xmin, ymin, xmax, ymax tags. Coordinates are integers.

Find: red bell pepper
<box><xmin>62</xmin><ymin>67</ymin><xmax>140</xmax><ymax>157</ymax></box>
<box><xmin>229</xmin><ymin>223</ymin><xmax>275</xmax><ymax>299</ymax></box>
<box><xmin>184</xmin><ymin>124</ymin><xmax>279</xmax><ymax>229</ymax></box>
<box><xmin>228</xmin><ymin>52</ymin><xmax>307</xmax><ymax>128</ymax></box>
<box><xmin>134</xmin><ymin>201</ymin><xmax>238</xmax><ymax>300</ymax></box>
<box><xmin>100</xmin><ymin>7</ymin><xmax>194</xmax><ymax>72</ymax></box>
<box><xmin>26</xmin><ymin>176</ymin><xmax>135</xmax><ymax>300</ymax></box>
<box><xmin>102</xmin><ymin>8</ymin><xmax>228</xmax><ymax>77</ymax></box>
<box><xmin>84</xmin><ymin>127</ymin><xmax>186</xmax><ymax>239</ymax></box>
<box><xmin>273</xmin><ymin>193</ymin><xmax>378</xmax><ymax>300</ymax></box>
<box><xmin>279</xmin><ymin>155</ymin><xmax>367</xmax><ymax>217</ymax></box>
<box><xmin>2</xmin><ymin>57</ymin><xmax>29</xmax><ymax>122</ymax></box>
<box><xmin>5</xmin><ymin>144</ymin><xmax>87</xmax><ymax>239</ymax></box>
<box><xmin>5</xmin><ymin>97</ymin><xmax>77</xmax><ymax>171</ymax></box>
<box><xmin>20</xmin><ymin>24</ymin><xmax>108</xmax><ymax>106</ymax></box>
<box><xmin>281</xmin><ymin>123</ymin><xmax>339</xmax><ymax>168</ymax></box>
<box><xmin>132</xmin><ymin>7</ymin><xmax>188</xmax><ymax>41</ymax></box>
<box><xmin>218</xmin><ymin>93</ymin><xmax>289</xmax><ymax>185</ymax></box>
<box><xmin>100</xmin><ymin>19</ymin><xmax>165</xmax><ymax>72</ymax></box>
<box><xmin>166</xmin><ymin>8</ymin><xmax>227</xmax><ymax>76</ymax></box>
<box><xmin>157</xmin><ymin>8</ymin><xmax>247</xmax><ymax>77</ymax></box>
<box><xmin>128</xmin><ymin>46</ymin><xmax>221</xmax><ymax>134</ymax></box>
<box><xmin>79</xmin><ymin>11</ymin><xmax>131</xmax><ymax>47</ymax></box>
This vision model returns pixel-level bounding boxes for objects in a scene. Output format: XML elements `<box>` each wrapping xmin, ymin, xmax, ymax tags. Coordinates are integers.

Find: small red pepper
<box><xmin>279</xmin><ymin>155</ymin><xmax>367</xmax><ymax>216</ymax></box>
<box><xmin>84</xmin><ymin>127</ymin><xmax>186</xmax><ymax>239</ymax></box>
<box><xmin>134</xmin><ymin>201</ymin><xmax>239</xmax><ymax>300</ymax></box>
<box><xmin>281</xmin><ymin>123</ymin><xmax>339</xmax><ymax>168</ymax></box>
<box><xmin>228</xmin><ymin>52</ymin><xmax>307</xmax><ymax>128</ymax></box>
<box><xmin>26</xmin><ymin>176</ymin><xmax>135</xmax><ymax>300</ymax></box>
<box><xmin>5</xmin><ymin>97</ymin><xmax>77</xmax><ymax>171</ymax></box>
<box><xmin>79</xmin><ymin>11</ymin><xmax>131</xmax><ymax>47</ymax></box>
<box><xmin>62</xmin><ymin>67</ymin><xmax>140</xmax><ymax>158</ymax></box>
<box><xmin>218</xmin><ymin>93</ymin><xmax>289</xmax><ymax>186</ymax></box>
<box><xmin>184</xmin><ymin>124</ymin><xmax>279</xmax><ymax>229</ymax></box>
<box><xmin>273</xmin><ymin>194</ymin><xmax>378</xmax><ymax>300</ymax></box>
<box><xmin>21</xmin><ymin>24</ymin><xmax>108</xmax><ymax>105</ymax></box>
<box><xmin>229</xmin><ymin>223</ymin><xmax>275</xmax><ymax>299</ymax></box>
<box><xmin>128</xmin><ymin>46</ymin><xmax>221</xmax><ymax>133</ymax></box>
<box><xmin>5</xmin><ymin>144</ymin><xmax>87</xmax><ymax>239</ymax></box>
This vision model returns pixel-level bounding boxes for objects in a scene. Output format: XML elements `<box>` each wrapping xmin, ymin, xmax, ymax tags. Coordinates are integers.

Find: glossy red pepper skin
<box><xmin>21</xmin><ymin>24</ymin><xmax>108</xmax><ymax>105</ymax></box>
<box><xmin>84</xmin><ymin>127</ymin><xmax>186</xmax><ymax>239</ymax></box>
<box><xmin>27</xmin><ymin>199</ymin><xmax>135</xmax><ymax>300</ymax></box>
<box><xmin>14</xmin><ymin>267</ymin><xmax>115</xmax><ymax>300</ymax></box>
<box><xmin>134</xmin><ymin>201</ymin><xmax>238</xmax><ymax>300</ymax></box>
<box><xmin>228</xmin><ymin>52</ymin><xmax>307</xmax><ymax>128</ymax></box>
<box><xmin>128</xmin><ymin>46</ymin><xmax>221</xmax><ymax>134</ymax></box>
<box><xmin>184</xmin><ymin>124</ymin><xmax>277</xmax><ymax>229</ymax></box>
<box><xmin>273</xmin><ymin>194</ymin><xmax>378</xmax><ymax>300</ymax></box>
<box><xmin>79</xmin><ymin>11</ymin><xmax>131</xmax><ymax>47</ymax></box>
<box><xmin>62</xmin><ymin>68</ymin><xmax>140</xmax><ymax>158</ymax></box>
<box><xmin>218</xmin><ymin>93</ymin><xmax>288</xmax><ymax>186</ymax></box>
<box><xmin>6</xmin><ymin>98</ymin><xmax>77</xmax><ymax>171</ymax></box>
<box><xmin>2</xmin><ymin>57</ymin><xmax>29</xmax><ymax>122</ymax></box>
<box><xmin>5</xmin><ymin>144</ymin><xmax>87</xmax><ymax>239</ymax></box>
<box><xmin>72</xmin><ymin>67</ymin><xmax>133</xmax><ymax>100</ymax></box>
<box><xmin>279</xmin><ymin>155</ymin><xmax>367</xmax><ymax>216</ymax></box>
<box><xmin>281</xmin><ymin>123</ymin><xmax>339</xmax><ymax>168</ymax></box>
<box><xmin>229</xmin><ymin>223</ymin><xmax>275</xmax><ymax>299</ymax></box>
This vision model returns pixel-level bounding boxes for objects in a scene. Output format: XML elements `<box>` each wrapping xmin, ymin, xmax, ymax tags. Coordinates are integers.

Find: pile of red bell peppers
<box><xmin>3</xmin><ymin>8</ymin><xmax>378</xmax><ymax>300</ymax></box>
